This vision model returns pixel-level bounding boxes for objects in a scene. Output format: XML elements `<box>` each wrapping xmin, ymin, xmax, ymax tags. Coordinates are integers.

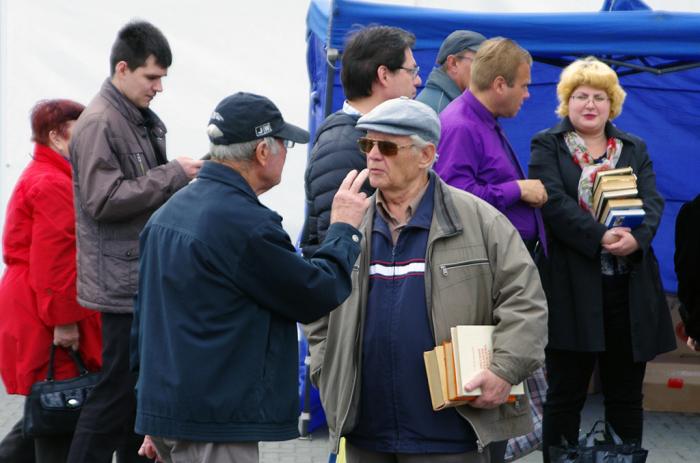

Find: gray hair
<box><xmin>209</xmin><ymin>136</ymin><xmax>279</xmax><ymax>162</ymax></box>
<box><xmin>410</xmin><ymin>134</ymin><xmax>436</xmax><ymax>169</ymax></box>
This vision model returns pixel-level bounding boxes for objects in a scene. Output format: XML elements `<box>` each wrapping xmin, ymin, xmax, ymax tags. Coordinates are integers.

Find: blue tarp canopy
<box><xmin>305</xmin><ymin>0</ymin><xmax>700</xmax><ymax>292</ymax></box>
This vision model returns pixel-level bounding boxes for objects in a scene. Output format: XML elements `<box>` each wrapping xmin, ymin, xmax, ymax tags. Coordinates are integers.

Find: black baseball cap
<box><xmin>207</xmin><ymin>92</ymin><xmax>309</xmax><ymax>146</ymax></box>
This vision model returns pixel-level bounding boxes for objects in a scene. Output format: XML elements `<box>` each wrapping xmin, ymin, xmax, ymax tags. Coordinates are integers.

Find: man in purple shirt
<box><xmin>436</xmin><ymin>38</ymin><xmax>547</xmax><ymax>251</ymax></box>
<box><xmin>435</xmin><ymin>38</ymin><xmax>548</xmax><ymax>463</ymax></box>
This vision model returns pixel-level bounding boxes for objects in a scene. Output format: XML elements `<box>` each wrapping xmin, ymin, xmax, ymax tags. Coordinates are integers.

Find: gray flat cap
<box><xmin>436</xmin><ymin>30</ymin><xmax>487</xmax><ymax>64</ymax></box>
<box><xmin>356</xmin><ymin>97</ymin><xmax>440</xmax><ymax>145</ymax></box>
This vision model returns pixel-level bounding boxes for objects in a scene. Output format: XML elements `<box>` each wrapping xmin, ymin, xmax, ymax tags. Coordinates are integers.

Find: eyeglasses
<box><xmin>357</xmin><ymin>137</ymin><xmax>415</xmax><ymax>156</ymax></box>
<box><xmin>399</xmin><ymin>65</ymin><xmax>420</xmax><ymax>78</ymax></box>
<box><xmin>276</xmin><ymin>139</ymin><xmax>295</xmax><ymax>149</ymax></box>
<box><xmin>570</xmin><ymin>93</ymin><xmax>609</xmax><ymax>104</ymax></box>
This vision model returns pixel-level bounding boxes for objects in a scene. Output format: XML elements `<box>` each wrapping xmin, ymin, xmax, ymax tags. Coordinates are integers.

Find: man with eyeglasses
<box><xmin>435</xmin><ymin>37</ymin><xmax>549</xmax><ymax>463</ymax></box>
<box><xmin>304</xmin><ymin>97</ymin><xmax>547</xmax><ymax>463</ymax></box>
<box><xmin>300</xmin><ymin>25</ymin><xmax>421</xmax><ymax>260</ymax></box>
<box><xmin>132</xmin><ymin>92</ymin><xmax>371</xmax><ymax>463</ymax></box>
<box><xmin>417</xmin><ymin>30</ymin><xmax>486</xmax><ymax>114</ymax></box>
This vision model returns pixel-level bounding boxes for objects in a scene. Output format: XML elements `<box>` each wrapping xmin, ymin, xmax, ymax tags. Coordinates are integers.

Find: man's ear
<box><xmin>376</xmin><ymin>65</ymin><xmax>391</xmax><ymax>89</ymax></box>
<box><xmin>419</xmin><ymin>144</ymin><xmax>436</xmax><ymax>169</ymax></box>
<box><xmin>113</xmin><ymin>61</ymin><xmax>129</xmax><ymax>78</ymax></box>
<box><xmin>253</xmin><ymin>139</ymin><xmax>270</xmax><ymax>167</ymax></box>
<box><xmin>492</xmin><ymin>75</ymin><xmax>507</xmax><ymax>95</ymax></box>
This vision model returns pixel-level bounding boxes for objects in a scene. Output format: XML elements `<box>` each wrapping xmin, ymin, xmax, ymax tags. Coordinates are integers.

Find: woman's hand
<box><xmin>688</xmin><ymin>337</ymin><xmax>700</xmax><ymax>352</ymax></box>
<box><xmin>53</xmin><ymin>323</ymin><xmax>80</xmax><ymax>350</ymax></box>
<box><xmin>603</xmin><ymin>227</ymin><xmax>639</xmax><ymax>256</ymax></box>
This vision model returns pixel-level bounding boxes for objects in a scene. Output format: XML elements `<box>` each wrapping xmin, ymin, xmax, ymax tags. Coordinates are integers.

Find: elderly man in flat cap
<box><xmin>132</xmin><ymin>92</ymin><xmax>370</xmax><ymax>463</ymax></box>
<box><xmin>304</xmin><ymin>97</ymin><xmax>547</xmax><ymax>463</ymax></box>
<box><xmin>416</xmin><ymin>30</ymin><xmax>486</xmax><ymax>114</ymax></box>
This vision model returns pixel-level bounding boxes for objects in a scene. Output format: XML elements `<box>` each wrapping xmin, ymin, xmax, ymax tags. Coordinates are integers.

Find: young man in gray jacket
<box><xmin>304</xmin><ymin>98</ymin><xmax>547</xmax><ymax>462</ymax></box>
<box><xmin>68</xmin><ymin>21</ymin><xmax>202</xmax><ymax>462</ymax></box>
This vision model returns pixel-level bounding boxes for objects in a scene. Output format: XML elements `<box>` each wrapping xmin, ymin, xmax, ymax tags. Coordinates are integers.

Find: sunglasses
<box><xmin>357</xmin><ymin>137</ymin><xmax>415</xmax><ymax>156</ymax></box>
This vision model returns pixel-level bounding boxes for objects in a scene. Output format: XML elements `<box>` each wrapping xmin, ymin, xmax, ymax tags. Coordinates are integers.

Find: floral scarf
<box><xmin>564</xmin><ymin>131</ymin><xmax>623</xmax><ymax>217</ymax></box>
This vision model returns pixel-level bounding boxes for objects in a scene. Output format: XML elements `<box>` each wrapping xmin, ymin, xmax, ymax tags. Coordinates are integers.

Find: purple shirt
<box><xmin>436</xmin><ymin>91</ymin><xmax>538</xmax><ymax>240</ymax></box>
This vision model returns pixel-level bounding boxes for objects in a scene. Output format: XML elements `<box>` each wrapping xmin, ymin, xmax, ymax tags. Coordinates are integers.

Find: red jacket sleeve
<box><xmin>28</xmin><ymin>177</ymin><xmax>95</xmax><ymax>326</ymax></box>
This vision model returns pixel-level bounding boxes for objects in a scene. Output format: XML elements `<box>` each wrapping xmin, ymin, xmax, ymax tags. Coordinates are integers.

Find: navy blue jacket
<box><xmin>132</xmin><ymin>161</ymin><xmax>362</xmax><ymax>442</ymax></box>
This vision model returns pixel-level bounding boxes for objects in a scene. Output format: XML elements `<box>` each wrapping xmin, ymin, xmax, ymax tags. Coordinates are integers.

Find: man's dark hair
<box><xmin>341</xmin><ymin>26</ymin><xmax>415</xmax><ymax>100</ymax></box>
<box><xmin>109</xmin><ymin>20</ymin><xmax>172</xmax><ymax>76</ymax></box>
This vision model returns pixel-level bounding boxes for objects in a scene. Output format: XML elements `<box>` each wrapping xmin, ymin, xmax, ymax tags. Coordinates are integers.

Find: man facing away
<box><xmin>300</xmin><ymin>25</ymin><xmax>421</xmax><ymax>258</ymax></box>
<box><xmin>416</xmin><ymin>30</ymin><xmax>486</xmax><ymax>114</ymax></box>
<box><xmin>435</xmin><ymin>37</ymin><xmax>549</xmax><ymax>462</ymax></box>
<box><xmin>132</xmin><ymin>92</ymin><xmax>370</xmax><ymax>463</ymax></box>
<box><xmin>68</xmin><ymin>20</ymin><xmax>202</xmax><ymax>462</ymax></box>
<box><xmin>304</xmin><ymin>97</ymin><xmax>547</xmax><ymax>463</ymax></box>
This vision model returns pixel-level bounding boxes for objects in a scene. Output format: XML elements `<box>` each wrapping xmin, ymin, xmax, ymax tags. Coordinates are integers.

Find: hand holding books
<box><xmin>601</xmin><ymin>227</ymin><xmax>640</xmax><ymax>256</ymax></box>
<box><xmin>423</xmin><ymin>325</ymin><xmax>524</xmax><ymax>411</ymax></box>
<box><xmin>464</xmin><ymin>369</ymin><xmax>513</xmax><ymax>409</ymax></box>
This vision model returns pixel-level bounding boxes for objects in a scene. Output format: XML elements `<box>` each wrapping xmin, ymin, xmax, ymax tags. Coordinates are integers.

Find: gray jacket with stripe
<box><xmin>304</xmin><ymin>173</ymin><xmax>548</xmax><ymax>453</ymax></box>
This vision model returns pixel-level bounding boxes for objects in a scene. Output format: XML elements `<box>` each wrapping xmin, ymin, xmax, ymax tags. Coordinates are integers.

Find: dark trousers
<box><xmin>541</xmin><ymin>276</ymin><xmax>646</xmax><ymax>463</ymax></box>
<box><xmin>67</xmin><ymin>313</ymin><xmax>148</xmax><ymax>463</ymax></box>
<box><xmin>34</xmin><ymin>435</ymin><xmax>72</xmax><ymax>463</ymax></box>
<box><xmin>0</xmin><ymin>418</ymin><xmax>35</xmax><ymax>463</ymax></box>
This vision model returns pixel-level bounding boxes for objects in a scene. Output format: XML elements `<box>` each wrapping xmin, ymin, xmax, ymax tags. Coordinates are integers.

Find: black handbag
<box><xmin>23</xmin><ymin>345</ymin><xmax>102</xmax><ymax>437</ymax></box>
<box><xmin>549</xmin><ymin>421</ymin><xmax>648</xmax><ymax>463</ymax></box>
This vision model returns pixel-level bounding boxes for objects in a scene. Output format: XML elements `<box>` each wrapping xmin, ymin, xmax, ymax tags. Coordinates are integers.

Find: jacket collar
<box><xmin>424</xmin><ymin>68</ymin><xmax>462</xmax><ymax>102</ymax></box>
<box><xmin>197</xmin><ymin>161</ymin><xmax>261</xmax><ymax>203</ymax></box>
<box><xmin>548</xmin><ymin>117</ymin><xmax>636</xmax><ymax>144</ymax></box>
<box><xmin>33</xmin><ymin>144</ymin><xmax>71</xmax><ymax>177</ymax></box>
<box><xmin>99</xmin><ymin>79</ymin><xmax>167</xmax><ymax>133</ymax></box>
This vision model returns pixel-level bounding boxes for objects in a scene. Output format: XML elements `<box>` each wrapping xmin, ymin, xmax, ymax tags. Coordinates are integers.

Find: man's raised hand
<box><xmin>330</xmin><ymin>169</ymin><xmax>371</xmax><ymax>229</ymax></box>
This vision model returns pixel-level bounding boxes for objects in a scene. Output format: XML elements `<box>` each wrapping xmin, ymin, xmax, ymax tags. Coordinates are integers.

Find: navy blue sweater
<box><xmin>132</xmin><ymin>161</ymin><xmax>361</xmax><ymax>442</ymax></box>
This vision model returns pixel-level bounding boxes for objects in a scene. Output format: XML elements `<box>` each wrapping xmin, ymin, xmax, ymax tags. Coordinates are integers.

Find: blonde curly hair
<box><xmin>556</xmin><ymin>57</ymin><xmax>626</xmax><ymax>120</ymax></box>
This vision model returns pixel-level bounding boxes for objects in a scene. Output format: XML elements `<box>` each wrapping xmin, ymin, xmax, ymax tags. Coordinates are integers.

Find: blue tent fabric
<box><xmin>305</xmin><ymin>0</ymin><xmax>700</xmax><ymax>293</ymax></box>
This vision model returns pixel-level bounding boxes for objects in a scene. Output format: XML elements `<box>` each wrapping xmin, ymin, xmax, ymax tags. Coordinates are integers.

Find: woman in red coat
<box><xmin>0</xmin><ymin>99</ymin><xmax>102</xmax><ymax>463</ymax></box>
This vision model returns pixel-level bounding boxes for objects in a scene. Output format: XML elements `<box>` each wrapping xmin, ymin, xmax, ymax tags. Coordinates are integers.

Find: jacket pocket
<box><xmin>100</xmin><ymin>240</ymin><xmax>139</xmax><ymax>295</ymax></box>
<box><xmin>110</xmin><ymin>136</ymin><xmax>149</xmax><ymax>179</ymax></box>
<box><xmin>436</xmin><ymin>258</ymin><xmax>490</xmax><ymax>289</ymax></box>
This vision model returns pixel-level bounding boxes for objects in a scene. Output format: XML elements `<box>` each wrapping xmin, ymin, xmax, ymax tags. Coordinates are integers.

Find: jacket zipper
<box><xmin>337</xmin><ymin>263</ymin><xmax>363</xmax><ymax>448</ymax></box>
<box><xmin>439</xmin><ymin>258</ymin><xmax>489</xmax><ymax>276</ymax></box>
<box><xmin>135</xmin><ymin>153</ymin><xmax>147</xmax><ymax>176</ymax></box>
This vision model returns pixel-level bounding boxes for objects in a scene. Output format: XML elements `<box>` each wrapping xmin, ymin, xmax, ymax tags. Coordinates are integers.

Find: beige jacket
<box><xmin>304</xmin><ymin>174</ymin><xmax>548</xmax><ymax>452</ymax></box>
<box><xmin>70</xmin><ymin>79</ymin><xmax>188</xmax><ymax>312</ymax></box>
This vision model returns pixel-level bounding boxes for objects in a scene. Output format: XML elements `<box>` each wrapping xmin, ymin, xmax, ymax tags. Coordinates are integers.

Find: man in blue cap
<box><xmin>132</xmin><ymin>92</ymin><xmax>370</xmax><ymax>462</ymax></box>
<box><xmin>417</xmin><ymin>30</ymin><xmax>486</xmax><ymax>114</ymax></box>
<box><xmin>305</xmin><ymin>97</ymin><xmax>547</xmax><ymax>463</ymax></box>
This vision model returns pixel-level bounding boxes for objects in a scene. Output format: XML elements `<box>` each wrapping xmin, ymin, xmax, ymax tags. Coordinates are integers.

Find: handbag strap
<box><xmin>585</xmin><ymin>420</ymin><xmax>624</xmax><ymax>447</ymax></box>
<box><xmin>46</xmin><ymin>345</ymin><xmax>89</xmax><ymax>381</ymax></box>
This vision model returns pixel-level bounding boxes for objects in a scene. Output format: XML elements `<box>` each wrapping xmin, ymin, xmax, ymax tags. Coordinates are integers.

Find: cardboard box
<box><xmin>643</xmin><ymin>356</ymin><xmax>700</xmax><ymax>413</ymax></box>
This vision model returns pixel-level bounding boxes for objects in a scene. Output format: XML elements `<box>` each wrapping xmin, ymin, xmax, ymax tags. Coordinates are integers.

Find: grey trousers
<box><xmin>150</xmin><ymin>437</ymin><xmax>258</xmax><ymax>463</ymax></box>
<box><xmin>345</xmin><ymin>441</ymin><xmax>490</xmax><ymax>463</ymax></box>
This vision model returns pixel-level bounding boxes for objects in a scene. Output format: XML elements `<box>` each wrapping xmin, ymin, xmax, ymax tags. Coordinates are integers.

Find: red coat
<box><xmin>0</xmin><ymin>144</ymin><xmax>101</xmax><ymax>395</ymax></box>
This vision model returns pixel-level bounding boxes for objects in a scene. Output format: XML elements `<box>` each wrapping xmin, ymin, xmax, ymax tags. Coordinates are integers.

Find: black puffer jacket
<box><xmin>300</xmin><ymin>111</ymin><xmax>374</xmax><ymax>257</ymax></box>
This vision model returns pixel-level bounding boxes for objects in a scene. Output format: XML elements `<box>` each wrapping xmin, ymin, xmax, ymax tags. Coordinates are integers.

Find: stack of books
<box><xmin>423</xmin><ymin>325</ymin><xmax>524</xmax><ymax>411</ymax></box>
<box><xmin>592</xmin><ymin>167</ymin><xmax>645</xmax><ymax>229</ymax></box>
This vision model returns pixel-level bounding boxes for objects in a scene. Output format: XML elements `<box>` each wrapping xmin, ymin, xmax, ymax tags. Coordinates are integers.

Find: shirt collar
<box><xmin>463</xmin><ymin>90</ymin><xmax>498</xmax><ymax>129</ymax></box>
<box><xmin>374</xmin><ymin>174</ymin><xmax>432</xmax><ymax>230</ymax></box>
<box><xmin>342</xmin><ymin>100</ymin><xmax>363</xmax><ymax>116</ymax></box>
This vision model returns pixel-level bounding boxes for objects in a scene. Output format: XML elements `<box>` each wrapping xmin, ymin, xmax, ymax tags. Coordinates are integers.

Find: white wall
<box><xmin>1</xmin><ymin>0</ymin><xmax>698</xmax><ymax>265</ymax></box>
